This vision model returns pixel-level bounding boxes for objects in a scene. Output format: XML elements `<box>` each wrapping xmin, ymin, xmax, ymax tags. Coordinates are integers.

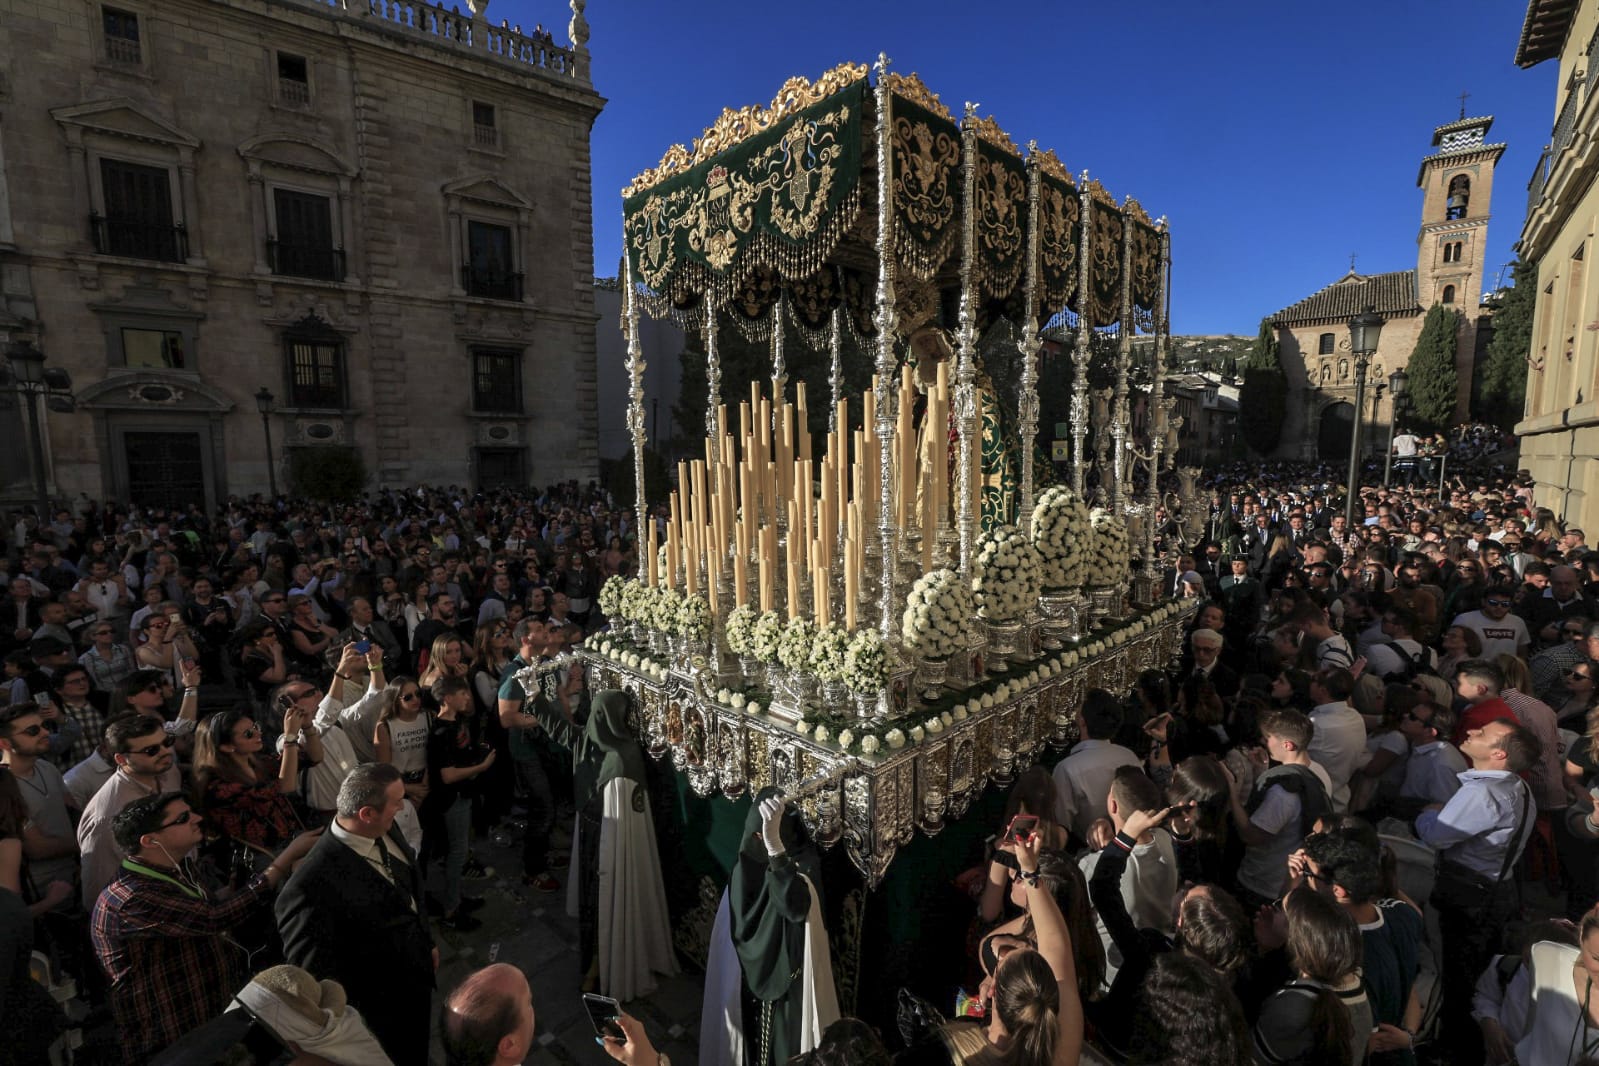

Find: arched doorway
<box><xmin>1317</xmin><ymin>402</ymin><xmax>1354</xmax><ymax>462</ymax></box>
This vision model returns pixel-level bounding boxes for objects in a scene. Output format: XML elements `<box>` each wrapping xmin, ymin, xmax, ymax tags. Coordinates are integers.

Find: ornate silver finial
<box><xmin>569</xmin><ymin>0</ymin><xmax>589</xmax><ymax>50</ymax></box>
<box><xmin>1079</xmin><ymin>169</ymin><xmax>1090</xmax><ymax>184</ymax></box>
<box><xmin>964</xmin><ymin>100</ymin><xmax>979</xmax><ymax>119</ymax></box>
<box><xmin>874</xmin><ymin>52</ymin><xmax>890</xmax><ymax>76</ymax></box>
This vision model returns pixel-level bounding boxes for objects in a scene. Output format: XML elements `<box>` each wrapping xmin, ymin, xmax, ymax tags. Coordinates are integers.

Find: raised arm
<box><xmin>1014</xmin><ymin>831</ymin><xmax>1083</xmax><ymax>1066</ymax></box>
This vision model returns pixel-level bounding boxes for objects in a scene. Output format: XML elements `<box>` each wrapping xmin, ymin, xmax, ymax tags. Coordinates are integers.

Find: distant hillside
<box><xmin>1168</xmin><ymin>334</ymin><xmax>1252</xmax><ymax>375</ymax></box>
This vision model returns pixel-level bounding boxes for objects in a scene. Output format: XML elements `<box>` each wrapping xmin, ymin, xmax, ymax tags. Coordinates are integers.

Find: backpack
<box><xmin>1376</xmin><ymin>640</ymin><xmax>1435</xmax><ymax>683</ymax></box>
<box><xmin>1249</xmin><ymin>763</ymin><xmax>1331</xmax><ymax>841</ymax></box>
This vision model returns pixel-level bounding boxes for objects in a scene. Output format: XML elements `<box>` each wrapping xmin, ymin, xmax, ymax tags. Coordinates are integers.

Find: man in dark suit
<box><xmin>276</xmin><ymin>761</ymin><xmax>437</xmax><ymax>1066</ymax></box>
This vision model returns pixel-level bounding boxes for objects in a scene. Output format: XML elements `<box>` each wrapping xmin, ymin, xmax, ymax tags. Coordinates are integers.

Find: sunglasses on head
<box><xmin>130</xmin><ymin>736</ymin><xmax>177</xmax><ymax>757</ymax></box>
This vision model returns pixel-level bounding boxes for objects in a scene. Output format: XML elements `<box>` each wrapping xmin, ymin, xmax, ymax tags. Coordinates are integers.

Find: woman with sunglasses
<box><xmin>111</xmin><ymin>663</ymin><xmax>201</xmax><ymax>732</ymax></box>
<box><xmin>374</xmin><ymin>676</ymin><xmax>431</xmax><ymax>809</ymax></box>
<box><xmin>193</xmin><ymin>699</ymin><xmax>319</xmax><ymax>854</ymax></box>
<box><xmin>134</xmin><ymin>603</ymin><xmax>199</xmax><ymax>685</ymax></box>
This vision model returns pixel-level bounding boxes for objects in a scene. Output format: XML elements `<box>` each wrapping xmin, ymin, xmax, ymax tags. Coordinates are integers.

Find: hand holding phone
<box><xmin>353</xmin><ymin>639</ymin><xmax>371</xmax><ymax>655</ymax></box>
<box><xmin>581</xmin><ymin>992</ymin><xmax>625</xmax><ymax>1042</ymax></box>
<box><xmin>1005</xmin><ymin>813</ymin><xmax>1039</xmax><ymax>844</ymax></box>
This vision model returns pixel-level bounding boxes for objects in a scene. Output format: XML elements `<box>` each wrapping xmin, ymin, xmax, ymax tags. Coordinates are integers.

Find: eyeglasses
<box><xmin>141</xmin><ymin>683</ymin><xmax>165</xmax><ymax>694</ymax></box>
<box><xmin>400</xmin><ymin>691</ymin><xmax>421</xmax><ymax>702</ymax></box>
<box><xmin>1484</xmin><ymin>598</ymin><xmax>1512</xmax><ymax>607</ymax></box>
<box><xmin>129</xmin><ymin>736</ymin><xmax>177</xmax><ymax>757</ymax></box>
<box><xmin>1399</xmin><ymin>709</ymin><xmax>1429</xmax><ymax>723</ymax></box>
<box><xmin>263</xmin><ymin>597</ymin><xmax>286</xmax><ymax>604</ymax></box>
<box><xmin>157</xmin><ymin>809</ymin><xmax>198</xmax><ymax>830</ymax></box>
<box><xmin>291</xmin><ymin>687</ymin><xmax>321</xmax><ymax>701</ymax></box>
<box><xmin>9</xmin><ymin>723</ymin><xmax>46</xmax><ymax>737</ymax></box>
<box><xmin>1567</xmin><ymin>668</ymin><xmax>1594</xmax><ymax>681</ymax></box>
<box><xmin>234</xmin><ymin>727</ymin><xmax>260</xmax><ymax>740</ymax></box>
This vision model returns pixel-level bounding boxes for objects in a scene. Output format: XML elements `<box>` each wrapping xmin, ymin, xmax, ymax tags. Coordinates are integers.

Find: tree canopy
<box><xmin>1406</xmin><ymin>303</ymin><xmax>1462</xmax><ymax>433</ymax></box>
<box><xmin>1238</xmin><ymin>317</ymin><xmax>1288</xmax><ymax>456</ymax></box>
<box><xmin>1474</xmin><ymin>259</ymin><xmax>1533</xmax><ymax>430</ymax></box>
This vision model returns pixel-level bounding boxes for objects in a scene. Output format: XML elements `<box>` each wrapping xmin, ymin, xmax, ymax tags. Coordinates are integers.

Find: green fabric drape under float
<box><xmin>624</xmin><ymin>79</ymin><xmax>867</xmax><ymax>308</ymax></box>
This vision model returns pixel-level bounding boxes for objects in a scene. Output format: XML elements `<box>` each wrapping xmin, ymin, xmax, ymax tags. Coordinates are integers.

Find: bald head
<box><xmin>442</xmin><ymin>963</ymin><xmax>534</xmax><ymax>1066</ymax></box>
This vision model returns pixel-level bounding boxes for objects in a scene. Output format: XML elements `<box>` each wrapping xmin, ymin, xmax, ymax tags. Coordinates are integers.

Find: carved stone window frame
<box><xmin>442</xmin><ymin>176</ymin><xmax>531</xmax><ymax>301</ymax></box>
<box><xmin>238</xmin><ymin>135</ymin><xmax>357</xmax><ymax>284</ymax></box>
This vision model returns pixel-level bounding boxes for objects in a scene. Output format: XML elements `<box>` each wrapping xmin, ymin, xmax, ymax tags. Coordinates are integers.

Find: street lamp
<box><xmin>1383</xmin><ymin>367</ymin><xmax>1409</xmax><ymax>488</ymax></box>
<box><xmin>2</xmin><ymin>339</ymin><xmax>74</xmax><ymax>521</ymax></box>
<box><xmin>1344</xmin><ymin>306</ymin><xmax>1383</xmax><ymax>529</ymax></box>
<box><xmin>254</xmin><ymin>387</ymin><xmax>278</xmax><ymax>499</ymax></box>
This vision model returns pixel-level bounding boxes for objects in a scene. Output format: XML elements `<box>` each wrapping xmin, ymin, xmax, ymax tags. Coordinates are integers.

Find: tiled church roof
<box><xmin>1272</xmin><ymin>270</ymin><xmax>1420</xmax><ymax>326</ymax></box>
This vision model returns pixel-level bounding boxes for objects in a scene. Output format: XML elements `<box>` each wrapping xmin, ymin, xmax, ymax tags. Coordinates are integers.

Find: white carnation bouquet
<box><xmin>619</xmin><ymin>580</ymin><xmax>653</xmax><ymax>623</ymax></box>
<box><xmin>725</xmin><ymin>604</ymin><xmax>759</xmax><ymax>656</ymax></box>
<box><xmin>1031</xmin><ymin>485</ymin><xmax>1090</xmax><ymax>591</ymax></box>
<box><xmin>1088</xmin><ymin>507</ymin><xmax>1131</xmax><ymax>586</ymax></box>
<box><xmin>651</xmin><ymin>586</ymin><xmax>683</xmax><ymax>633</ymax></box>
<box><xmin>901</xmin><ymin>567</ymin><xmax>973</xmax><ymax>660</ymax></box>
<box><xmin>777</xmin><ymin>616</ymin><xmax>819</xmax><ymax>673</ymax></box>
<box><xmin>750</xmin><ymin>610</ymin><xmax>785</xmax><ymax>664</ymax></box>
<box><xmin>843</xmin><ymin>629</ymin><xmax>887</xmax><ymax>693</ymax></box>
<box><xmin>973</xmin><ymin>525</ymin><xmax>1044</xmax><ymax>623</ymax></box>
<box><xmin>676</xmin><ymin>593</ymin><xmax>711</xmax><ymax>641</ymax></box>
<box><xmin>809</xmin><ymin>623</ymin><xmax>852</xmax><ymax>682</ymax></box>
<box><xmin>597</xmin><ymin>575</ymin><xmax>629</xmax><ymax>619</ymax></box>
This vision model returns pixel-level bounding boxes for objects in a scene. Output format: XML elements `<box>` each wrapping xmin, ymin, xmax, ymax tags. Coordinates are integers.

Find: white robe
<box><xmin>232</xmin><ymin>982</ymin><xmax>393</xmax><ymax>1065</ymax></box>
<box><xmin>568</xmin><ymin>777</ymin><xmax>678</xmax><ymax>1001</ymax></box>
<box><xmin>699</xmin><ymin>874</ymin><xmax>840</xmax><ymax>1066</ymax></box>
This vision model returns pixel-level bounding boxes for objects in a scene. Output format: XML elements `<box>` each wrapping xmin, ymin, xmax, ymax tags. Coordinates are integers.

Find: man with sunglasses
<box><xmin>1450</xmin><ymin>583</ymin><xmax>1530</xmax><ymax>662</ymax></box>
<box><xmin>91</xmin><ymin>790</ymin><xmax>317</xmax><ymax>1064</ymax></box>
<box><xmin>76</xmin><ymin>713</ymin><xmax>184</xmax><ymax>908</ymax></box>
<box><xmin>1395</xmin><ymin>701</ymin><xmax>1466</xmax><ymax>812</ymax></box>
<box><xmin>0</xmin><ymin>703</ymin><xmax>78</xmax><ymax>910</ymax></box>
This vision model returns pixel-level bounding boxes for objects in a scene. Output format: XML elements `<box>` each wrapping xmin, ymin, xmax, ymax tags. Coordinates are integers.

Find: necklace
<box><xmin>1571</xmin><ymin>974</ymin><xmax>1598</xmax><ymax>1065</ymax></box>
<box><xmin>13</xmin><ymin>766</ymin><xmax>48</xmax><ymax>800</ymax></box>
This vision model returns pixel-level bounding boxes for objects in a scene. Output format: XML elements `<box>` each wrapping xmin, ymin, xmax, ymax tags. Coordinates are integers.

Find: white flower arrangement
<box><xmin>837</xmin><ymin>728</ymin><xmax>855</xmax><ymax>751</ymax></box>
<box><xmin>725</xmin><ymin>604</ymin><xmax>759</xmax><ymax>656</ymax></box>
<box><xmin>625</xmin><ymin>652</ymin><xmax>641</xmax><ymax>668</ymax></box>
<box><xmin>676</xmin><ymin>593</ymin><xmax>711</xmax><ymax>641</ymax></box>
<box><xmin>750</xmin><ymin>611</ymin><xmax>785</xmax><ymax>664</ymax></box>
<box><xmin>778</xmin><ymin>617</ymin><xmax>819</xmax><ymax>673</ymax></box>
<box><xmin>793</xmin><ymin>720</ymin><xmax>810</xmax><ymax>736</ymax></box>
<box><xmin>953</xmin><ymin>705</ymin><xmax>968</xmax><ymax>721</ymax></box>
<box><xmin>1031</xmin><ymin>486</ymin><xmax>1091</xmax><ymax>591</ymax></box>
<box><xmin>909</xmin><ymin>725</ymin><xmax>926</xmax><ymax>743</ymax></box>
<box><xmin>1088</xmin><ymin>507</ymin><xmax>1131</xmax><ymax>586</ymax></box>
<box><xmin>843</xmin><ymin>629</ymin><xmax>888</xmax><ymax>694</ymax></box>
<box><xmin>809</xmin><ymin>623</ymin><xmax>852</xmax><ymax>682</ymax></box>
<box><xmin>940</xmin><ymin>711</ymin><xmax>953</xmax><ymax>726</ymax></box>
<box><xmin>716</xmin><ymin>687</ymin><xmax>732</xmax><ymax>705</ymax></box>
<box><xmin>730</xmin><ymin>692</ymin><xmax>746</xmax><ymax>709</ymax></box>
<box><xmin>886</xmin><ymin>728</ymin><xmax>906</xmax><ymax>749</ymax></box>
<box><xmin>901</xmin><ymin>568</ymin><xmax>973</xmax><ymax>660</ymax></box>
<box><xmin>813</xmin><ymin>724</ymin><xmax>830</xmax><ymax>743</ymax></box>
<box><xmin>619</xmin><ymin>580</ymin><xmax>653</xmax><ymax>623</ymax></box>
<box><xmin>973</xmin><ymin>525</ymin><xmax>1044</xmax><ymax>624</ymax></box>
<box><xmin>598</xmin><ymin>575</ymin><xmax>630</xmax><ymax>618</ymax></box>
<box><xmin>860</xmin><ymin>735</ymin><xmax>881</xmax><ymax>755</ymax></box>
<box><xmin>925</xmin><ymin>717</ymin><xmax>944</xmax><ymax>734</ymax></box>
<box><xmin>747</xmin><ymin>701</ymin><xmax>763</xmax><ymax>716</ymax></box>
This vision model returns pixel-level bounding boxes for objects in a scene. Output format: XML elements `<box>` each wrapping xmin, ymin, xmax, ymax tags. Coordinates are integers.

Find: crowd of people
<box><xmin>4</xmin><ymin>456</ymin><xmax>1599</xmax><ymax>1066</ymax></box>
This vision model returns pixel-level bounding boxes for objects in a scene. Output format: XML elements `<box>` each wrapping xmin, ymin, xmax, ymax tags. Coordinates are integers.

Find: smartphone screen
<box><xmin>353</xmin><ymin>639</ymin><xmax>372</xmax><ymax>654</ymax></box>
<box><xmin>1007</xmin><ymin>813</ymin><xmax>1039</xmax><ymax>843</ymax></box>
<box><xmin>581</xmin><ymin>993</ymin><xmax>624</xmax><ymax>1041</ymax></box>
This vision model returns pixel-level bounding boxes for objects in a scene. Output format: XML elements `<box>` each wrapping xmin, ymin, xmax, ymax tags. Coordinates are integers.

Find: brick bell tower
<box><xmin>1415</xmin><ymin>110</ymin><xmax>1505</xmax><ymax>420</ymax></box>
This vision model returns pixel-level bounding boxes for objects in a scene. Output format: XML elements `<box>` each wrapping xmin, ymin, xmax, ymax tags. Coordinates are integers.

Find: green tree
<box><xmin>1406</xmin><ymin>303</ymin><xmax>1462</xmax><ymax>433</ymax></box>
<box><xmin>1238</xmin><ymin>316</ymin><xmax>1287</xmax><ymax>456</ymax></box>
<box><xmin>1474</xmin><ymin>259</ymin><xmax>1534</xmax><ymax>430</ymax></box>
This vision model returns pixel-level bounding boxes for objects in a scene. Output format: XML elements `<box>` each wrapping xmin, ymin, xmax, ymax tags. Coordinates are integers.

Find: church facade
<box><xmin>1269</xmin><ymin>115</ymin><xmax>1503</xmax><ymax>461</ymax></box>
<box><xmin>0</xmin><ymin>0</ymin><xmax>603</xmax><ymax>511</ymax></box>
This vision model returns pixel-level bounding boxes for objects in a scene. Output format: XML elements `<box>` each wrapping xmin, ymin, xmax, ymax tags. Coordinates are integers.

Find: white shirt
<box><xmin>1451</xmin><ymin>609</ymin><xmax>1531</xmax><ymax>661</ymax></box>
<box><xmin>1051</xmin><ymin>739</ymin><xmax>1141</xmax><ymax>840</ymax></box>
<box><xmin>1079</xmin><ymin>828</ymin><xmax>1178</xmax><ymax>980</ymax></box>
<box><xmin>1308</xmin><ymin>702</ymin><xmax>1367</xmax><ymax>813</ymax></box>
<box><xmin>1238</xmin><ymin>761</ymin><xmax>1334</xmax><ymax>899</ymax></box>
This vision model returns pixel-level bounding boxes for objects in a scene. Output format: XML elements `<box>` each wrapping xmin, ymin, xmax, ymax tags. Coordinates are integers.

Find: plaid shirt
<box><xmin>77</xmin><ymin>643</ymin><xmax>135</xmax><ymax>693</ymax></box>
<box><xmin>91</xmin><ymin>861</ymin><xmax>270</xmax><ymax>1063</ymax></box>
<box><xmin>57</xmin><ymin>700</ymin><xmax>107</xmax><ymax>767</ymax></box>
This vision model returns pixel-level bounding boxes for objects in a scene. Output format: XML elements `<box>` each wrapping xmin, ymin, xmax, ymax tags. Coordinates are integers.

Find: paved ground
<box><xmin>427</xmin><ymin>822</ymin><xmax>709</xmax><ymax>1066</ymax></box>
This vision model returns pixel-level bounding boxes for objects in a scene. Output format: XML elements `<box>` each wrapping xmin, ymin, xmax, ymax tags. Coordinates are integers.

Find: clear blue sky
<box><xmin>506</xmin><ymin>0</ymin><xmax>1557</xmax><ymax>335</ymax></box>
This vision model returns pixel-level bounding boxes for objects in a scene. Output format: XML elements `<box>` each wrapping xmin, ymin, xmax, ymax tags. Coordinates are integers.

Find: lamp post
<box><xmin>1343</xmin><ymin>306</ymin><xmax>1383</xmax><ymax>529</ymax></box>
<box><xmin>2</xmin><ymin>339</ymin><xmax>75</xmax><ymax>521</ymax></box>
<box><xmin>254</xmin><ymin>387</ymin><xmax>277</xmax><ymax>499</ymax></box>
<box><xmin>1383</xmin><ymin>368</ymin><xmax>1409</xmax><ymax>488</ymax></box>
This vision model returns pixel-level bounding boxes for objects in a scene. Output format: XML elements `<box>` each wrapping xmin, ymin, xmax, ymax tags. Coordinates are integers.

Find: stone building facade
<box><xmin>1516</xmin><ymin>0</ymin><xmax>1599</xmax><ymax>531</ymax></box>
<box><xmin>1270</xmin><ymin>115</ymin><xmax>1503</xmax><ymax>461</ymax></box>
<box><xmin>0</xmin><ymin>0</ymin><xmax>603</xmax><ymax>512</ymax></box>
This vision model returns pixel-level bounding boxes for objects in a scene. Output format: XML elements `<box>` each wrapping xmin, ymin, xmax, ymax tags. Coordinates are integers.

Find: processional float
<box><xmin>544</xmin><ymin>57</ymin><xmax>1195</xmax><ymax>886</ymax></box>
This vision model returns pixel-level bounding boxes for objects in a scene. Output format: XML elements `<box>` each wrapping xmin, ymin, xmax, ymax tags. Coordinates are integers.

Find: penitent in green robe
<box><xmin>729</xmin><ymin>789</ymin><xmax>824</xmax><ymax>1066</ymax></box>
